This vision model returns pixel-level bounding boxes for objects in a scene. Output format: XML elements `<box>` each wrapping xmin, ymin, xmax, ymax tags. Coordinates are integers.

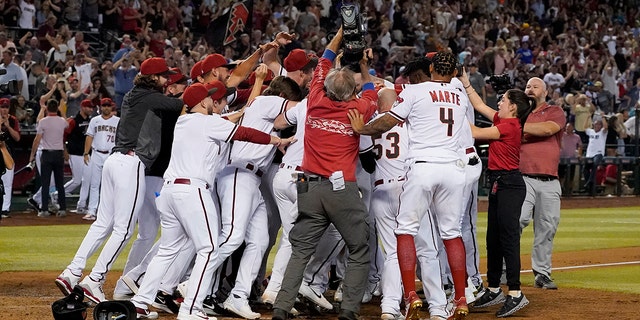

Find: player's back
<box><xmin>390</xmin><ymin>81</ymin><xmax>469</xmax><ymax>162</ymax></box>
<box><xmin>229</xmin><ymin>95</ymin><xmax>287</xmax><ymax>169</ymax></box>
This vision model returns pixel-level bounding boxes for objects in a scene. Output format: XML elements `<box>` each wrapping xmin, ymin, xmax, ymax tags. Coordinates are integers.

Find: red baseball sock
<box><xmin>396</xmin><ymin>234</ymin><xmax>417</xmax><ymax>298</ymax></box>
<box><xmin>443</xmin><ymin>237</ymin><xmax>467</xmax><ymax>301</ymax></box>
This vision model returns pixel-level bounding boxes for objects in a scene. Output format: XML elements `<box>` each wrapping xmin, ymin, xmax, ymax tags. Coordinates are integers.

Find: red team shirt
<box><xmin>488</xmin><ymin>113</ymin><xmax>522</xmax><ymax>171</ymax></box>
<box><xmin>303</xmin><ymin>52</ymin><xmax>377</xmax><ymax>182</ymax></box>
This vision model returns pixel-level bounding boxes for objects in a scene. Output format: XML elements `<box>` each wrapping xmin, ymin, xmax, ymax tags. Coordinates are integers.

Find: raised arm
<box><xmin>347</xmin><ymin>110</ymin><xmax>399</xmax><ymax>136</ymax></box>
<box><xmin>460</xmin><ymin>68</ymin><xmax>497</xmax><ymax>121</ymax></box>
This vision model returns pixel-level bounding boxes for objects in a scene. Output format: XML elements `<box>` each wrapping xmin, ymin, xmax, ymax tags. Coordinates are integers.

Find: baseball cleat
<box><xmin>450</xmin><ymin>297</ymin><xmax>468</xmax><ymax>320</ymax></box>
<box><xmin>299</xmin><ymin>282</ymin><xmax>333</xmax><ymax>310</ymax></box>
<box><xmin>176</xmin><ymin>310</ymin><xmax>217</xmax><ymax>320</ymax></box>
<box><xmin>121</xmin><ymin>274</ymin><xmax>140</xmax><ymax>294</ymax></box>
<box><xmin>55</xmin><ymin>269</ymin><xmax>81</xmax><ymax>296</ymax></box>
<box><xmin>136</xmin><ymin>306</ymin><xmax>159</xmax><ymax>319</ymax></box>
<box><xmin>79</xmin><ymin>276</ymin><xmax>107</xmax><ymax>304</ymax></box>
<box><xmin>404</xmin><ymin>291</ymin><xmax>422</xmax><ymax>320</ymax></box>
<box><xmin>261</xmin><ymin>289</ymin><xmax>277</xmax><ymax>305</ymax></box>
<box><xmin>222</xmin><ymin>294</ymin><xmax>260</xmax><ymax>319</ymax></box>
<box><xmin>496</xmin><ymin>294</ymin><xmax>529</xmax><ymax>318</ymax></box>
<box><xmin>152</xmin><ymin>291</ymin><xmax>180</xmax><ymax>314</ymax></box>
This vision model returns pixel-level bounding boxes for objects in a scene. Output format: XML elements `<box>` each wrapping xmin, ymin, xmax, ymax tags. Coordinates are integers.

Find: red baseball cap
<box><xmin>100</xmin><ymin>98</ymin><xmax>115</xmax><ymax>106</ymax></box>
<box><xmin>190</xmin><ymin>61</ymin><xmax>204</xmax><ymax>81</ymax></box>
<box><xmin>80</xmin><ymin>99</ymin><xmax>94</xmax><ymax>108</ymax></box>
<box><xmin>183</xmin><ymin>81</ymin><xmax>236</xmax><ymax>108</ymax></box>
<box><xmin>284</xmin><ymin>49</ymin><xmax>317</xmax><ymax>72</ymax></box>
<box><xmin>167</xmin><ymin>68</ymin><xmax>187</xmax><ymax>86</ymax></box>
<box><xmin>0</xmin><ymin>98</ymin><xmax>9</xmax><ymax>107</ymax></box>
<box><xmin>140</xmin><ymin>57</ymin><xmax>177</xmax><ymax>76</ymax></box>
<box><xmin>201</xmin><ymin>54</ymin><xmax>236</xmax><ymax>74</ymax></box>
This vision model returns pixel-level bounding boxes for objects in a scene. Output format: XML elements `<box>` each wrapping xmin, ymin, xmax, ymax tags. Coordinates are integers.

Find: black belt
<box><xmin>279</xmin><ymin>163</ymin><xmax>303</xmax><ymax>171</ymax></box>
<box><xmin>374</xmin><ymin>177</ymin><xmax>405</xmax><ymax>186</ymax></box>
<box><xmin>307</xmin><ymin>174</ymin><xmax>328</xmax><ymax>182</ymax></box>
<box><xmin>245</xmin><ymin>163</ymin><xmax>264</xmax><ymax>177</ymax></box>
<box><xmin>523</xmin><ymin>174</ymin><xmax>557</xmax><ymax>181</ymax></box>
<box><xmin>42</xmin><ymin>149</ymin><xmax>63</xmax><ymax>152</ymax></box>
<box><xmin>172</xmin><ymin>178</ymin><xmax>210</xmax><ymax>189</ymax></box>
<box><xmin>94</xmin><ymin>149</ymin><xmax>110</xmax><ymax>154</ymax></box>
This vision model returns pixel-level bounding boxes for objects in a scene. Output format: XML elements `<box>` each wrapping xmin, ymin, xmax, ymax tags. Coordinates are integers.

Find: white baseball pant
<box><xmin>64</xmin><ymin>154</ymin><xmax>85</xmax><ymax>194</ymax></box>
<box><xmin>85</xmin><ymin>152</ymin><xmax>111</xmax><ymax>215</ymax></box>
<box><xmin>76</xmin><ymin>158</ymin><xmax>91</xmax><ymax>210</ymax></box>
<box><xmin>84</xmin><ymin>153</ymin><xmax>146</xmax><ymax>282</ymax></box>
<box><xmin>1</xmin><ymin>167</ymin><xmax>13</xmax><ymax>211</ymax></box>
<box><xmin>131</xmin><ymin>182</ymin><xmax>219</xmax><ymax>316</ymax></box>
<box><xmin>415</xmin><ymin>209</ymin><xmax>449</xmax><ymax>318</ymax></box>
<box><xmin>216</xmin><ymin>166</ymin><xmax>270</xmax><ymax>300</ymax></box>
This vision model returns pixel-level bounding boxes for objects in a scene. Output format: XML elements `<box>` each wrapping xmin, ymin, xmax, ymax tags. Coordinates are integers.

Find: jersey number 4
<box><xmin>440</xmin><ymin>107</ymin><xmax>454</xmax><ymax>136</ymax></box>
<box><xmin>373</xmin><ymin>132</ymin><xmax>400</xmax><ymax>160</ymax></box>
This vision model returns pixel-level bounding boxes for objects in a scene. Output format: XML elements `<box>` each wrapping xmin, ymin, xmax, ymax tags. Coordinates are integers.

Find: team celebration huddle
<box><xmin>50</xmin><ymin>26</ymin><xmax>564</xmax><ymax>320</ymax></box>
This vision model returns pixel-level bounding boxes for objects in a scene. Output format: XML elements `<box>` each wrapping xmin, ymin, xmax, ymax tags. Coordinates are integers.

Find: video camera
<box><xmin>487</xmin><ymin>74</ymin><xmax>512</xmax><ymax>95</ymax></box>
<box><xmin>340</xmin><ymin>2</ymin><xmax>367</xmax><ymax>67</ymax></box>
<box><xmin>0</xmin><ymin>68</ymin><xmax>19</xmax><ymax>96</ymax></box>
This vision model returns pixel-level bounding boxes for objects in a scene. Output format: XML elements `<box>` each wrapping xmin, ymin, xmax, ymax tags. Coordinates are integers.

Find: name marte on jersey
<box><xmin>429</xmin><ymin>90</ymin><xmax>461</xmax><ymax>106</ymax></box>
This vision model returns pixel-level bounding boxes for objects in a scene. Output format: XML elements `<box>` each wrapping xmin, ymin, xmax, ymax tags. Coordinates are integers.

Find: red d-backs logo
<box><xmin>224</xmin><ymin>2</ymin><xmax>250</xmax><ymax>46</ymax></box>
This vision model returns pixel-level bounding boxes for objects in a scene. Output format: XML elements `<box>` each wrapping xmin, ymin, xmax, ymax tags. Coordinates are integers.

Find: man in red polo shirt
<box><xmin>271</xmin><ymin>27</ymin><xmax>377</xmax><ymax>320</ymax></box>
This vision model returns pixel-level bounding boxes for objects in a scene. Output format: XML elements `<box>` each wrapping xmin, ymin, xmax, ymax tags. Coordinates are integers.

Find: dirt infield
<box><xmin>1</xmin><ymin>196</ymin><xmax>638</xmax><ymax>319</ymax></box>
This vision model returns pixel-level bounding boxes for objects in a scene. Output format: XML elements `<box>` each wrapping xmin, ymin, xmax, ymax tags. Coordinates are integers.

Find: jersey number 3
<box><xmin>373</xmin><ymin>132</ymin><xmax>400</xmax><ymax>160</ymax></box>
<box><xmin>440</xmin><ymin>107</ymin><xmax>454</xmax><ymax>136</ymax></box>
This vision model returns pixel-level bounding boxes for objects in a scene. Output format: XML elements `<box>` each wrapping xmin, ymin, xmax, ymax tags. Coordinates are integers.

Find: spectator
<box><xmin>36</xmin><ymin>14</ymin><xmax>57</xmax><ymax>52</ymax></box>
<box><xmin>605</xmin><ymin>115</ymin><xmax>627</xmax><ymax>156</ymax></box>
<box><xmin>67</xmin><ymin>32</ymin><xmax>90</xmax><ymax>56</ymax></box>
<box><xmin>63</xmin><ymin>0</ymin><xmax>81</xmax><ymax>28</ymax></box>
<box><xmin>18</xmin><ymin>32</ymin><xmax>46</xmax><ymax>66</ymax></box>
<box><xmin>572</xmin><ymin>94</ymin><xmax>595</xmax><ymax>144</ymax></box>
<box><xmin>121</xmin><ymin>0</ymin><xmax>143</xmax><ymax>34</ymax></box>
<box><xmin>0</xmin><ymin>50</ymin><xmax>24</xmax><ymax>98</ymax></box>
<box><xmin>27</xmin><ymin>62</ymin><xmax>45</xmax><ymax>100</ymax></box>
<box><xmin>0</xmin><ymin>31</ymin><xmax>17</xmax><ymax>55</ymax></box>
<box><xmin>65</xmin><ymin>76</ymin><xmax>85</xmax><ymax>117</ymax></box>
<box><xmin>559</xmin><ymin>122</ymin><xmax>582</xmax><ymax>195</ymax></box>
<box><xmin>98</xmin><ymin>0</ymin><xmax>120</xmax><ymax>33</ymax></box>
<box><xmin>112</xmin><ymin>54</ymin><xmax>137</xmax><ymax>108</ymax></box>
<box><xmin>542</xmin><ymin>64</ymin><xmax>565</xmax><ymax>94</ymax></box>
<box><xmin>44</xmin><ymin>32</ymin><xmax>69</xmax><ymax>70</ymax></box>
<box><xmin>14</xmin><ymin>94</ymin><xmax>31</xmax><ymax>124</ymax></box>
<box><xmin>3</xmin><ymin>0</ymin><xmax>20</xmax><ymax>28</ymax></box>
<box><xmin>70</xmin><ymin>53</ymin><xmax>97</xmax><ymax>91</ymax></box>
<box><xmin>582</xmin><ymin>117</ymin><xmax>607</xmax><ymax>194</ymax></box>
<box><xmin>594</xmin><ymin>81</ymin><xmax>615</xmax><ymax>114</ymax></box>
<box><xmin>18</xmin><ymin>0</ymin><xmax>36</xmax><ymax>29</ymax></box>
<box><xmin>468</xmin><ymin>63</ymin><xmax>486</xmax><ymax>102</ymax></box>
<box><xmin>85</xmin><ymin>77</ymin><xmax>111</xmax><ymax>107</ymax></box>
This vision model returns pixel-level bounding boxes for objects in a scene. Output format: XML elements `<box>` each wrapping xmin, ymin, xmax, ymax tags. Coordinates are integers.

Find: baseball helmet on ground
<box><xmin>51</xmin><ymin>285</ymin><xmax>87</xmax><ymax>320</ymax></box>
<box><xmin>93</xmin><ymin>300</ymin><xmax>137</xmax><ymax>320</ymax></box>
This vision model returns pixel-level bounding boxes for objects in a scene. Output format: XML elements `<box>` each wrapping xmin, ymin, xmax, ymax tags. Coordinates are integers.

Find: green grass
<box><xmin>0</xmin><ymin>224</ymin><xmax>135</xmax><ymax>271</ymax></box>
<box><xmin>552</xmin><ymin>265</ymin><xmax>640</xmax><ymax>294</ymax></box>
<box><xmin>475</xmin><ymin>207</ymin><xmax>640</xmax><ymax>257</ymax></box>
<box><xmin>1</xmin><ymin>206</ymin><xmax>639</xmax><ymax>296</ymax></box>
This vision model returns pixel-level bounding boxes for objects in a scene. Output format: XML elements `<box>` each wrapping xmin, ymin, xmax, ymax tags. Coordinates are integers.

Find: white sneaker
<box><xmin>299</xmin><ymin>282</ymin><xmax>333</xmax><ymax>310</ymax></box>
<box><xmin>79</xmin><ymin>276</ymin><xmax>107</xmax><ymax>304</ymax></box>
<box><xmin>136</xmin><ymin>306</ymin><xmax>159</xmax><ymax>319</ymax></box>
<box><xmin>465</xmin><ymin>277</ymin><xmax>477</xmax><ymax>305</ymax></box>
<box><xmin>121</xmin><ymin>274</ymin><xmax>140</xmax><ymax>294</ymax></box>
<box><xmin>55</xmin><ymin>269</ymin><xmax>81</xmax><ymax>296</ymax></box>
<box><xmin>334</xmin><ymin>282</ymin><xmax>343</xmax><ymax>303</ymax></box>
<box><xmin>222</xmin><ymin>294</ymin><xmax>260</xmax><ymax>319</ymax></box>
<box><xmin>261</xmin><ymin>290</ymin><xmax>277</xmax><ymax>305</ymax></box>
<box><xmin>177</xmin><ymin>310</ymin><xmax>217</xmax><ymax>320</ymax></box>
<box><xmin>381</xmin><ymin>312</ymin><xmax>406</xmax><ymax>320</ymax></box>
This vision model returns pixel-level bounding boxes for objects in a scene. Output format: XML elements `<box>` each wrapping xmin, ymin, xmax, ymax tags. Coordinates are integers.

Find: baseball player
<box><xmin>79</xmin><ymin>98</ymin><xmax>119</xmax><ymax>220</ymax></box>
<box><xmin>130</xmin><ymin>81</ymin><xmax>294</xmax><ymax>320</ymax></box>
<box><xmin>0</xmin><ymin>97</ymin><xmax>20</xmax><ymax>217</ymax></box>
<box><xmin>55</xmin><ymin>57</ymin><xmax>183</xmax><ymax>304</ymax></box>
<box><xmin>348</xmin><ymin>52</ymin><xmax>470</xmax><ymax>320</ymax></box>
<box><xmin>216</xmin><ymin>76</ymin><xmax>301</xmax><ymax>319</ymax></box>
<box><xmin>64</xmin><ymin>98</ymin><xmax>93</xmax><ymax>197</ymax></box>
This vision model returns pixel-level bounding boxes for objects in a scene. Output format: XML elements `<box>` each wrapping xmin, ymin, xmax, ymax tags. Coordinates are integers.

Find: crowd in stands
<box><xmin>0</xmin><ymin>0</ymin><xmax>638</xmax><ymax>178</ymax></box>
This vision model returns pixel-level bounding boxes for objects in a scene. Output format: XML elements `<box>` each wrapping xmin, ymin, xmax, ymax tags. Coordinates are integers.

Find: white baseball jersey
<box><xmin>164</xmin><ymin>113</ymin><xmax>238</xmax><ymax>186</ymax></box>
<box><xmin>389</xmin><ymin>81</ymin><xmax>469</xmax><ymax>162</ymax></box>
<box><xmin>370</xmin><ymin>114</ymin><xmax>409</xmax><ymax>181</ymax></box>
<box><xmin>281</xmin><ymin>99</ymin><xmax>307</xmax><ymax>166</ymax></box>
<box><xmin>228</xmin><ymin>95</ymin><xmax>288</xmax><ymax>169</ymax></box>
<box><xmin>86</xmin><ymin>115</ymin><xmax>120</xmax><ymax>152</ymax></box>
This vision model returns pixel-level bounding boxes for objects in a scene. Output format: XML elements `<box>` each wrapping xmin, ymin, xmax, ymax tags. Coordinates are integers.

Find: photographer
<box><xmin>0</xmin><ymin>98</ymin><xmax>20</xmax><ymax>218</ymax></box>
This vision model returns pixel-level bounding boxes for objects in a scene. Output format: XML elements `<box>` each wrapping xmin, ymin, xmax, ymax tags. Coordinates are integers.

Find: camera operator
<box><xmin>0</xmin><ymin>98</ymin><xmax>20</xmax><ymax>218</ymax></box>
